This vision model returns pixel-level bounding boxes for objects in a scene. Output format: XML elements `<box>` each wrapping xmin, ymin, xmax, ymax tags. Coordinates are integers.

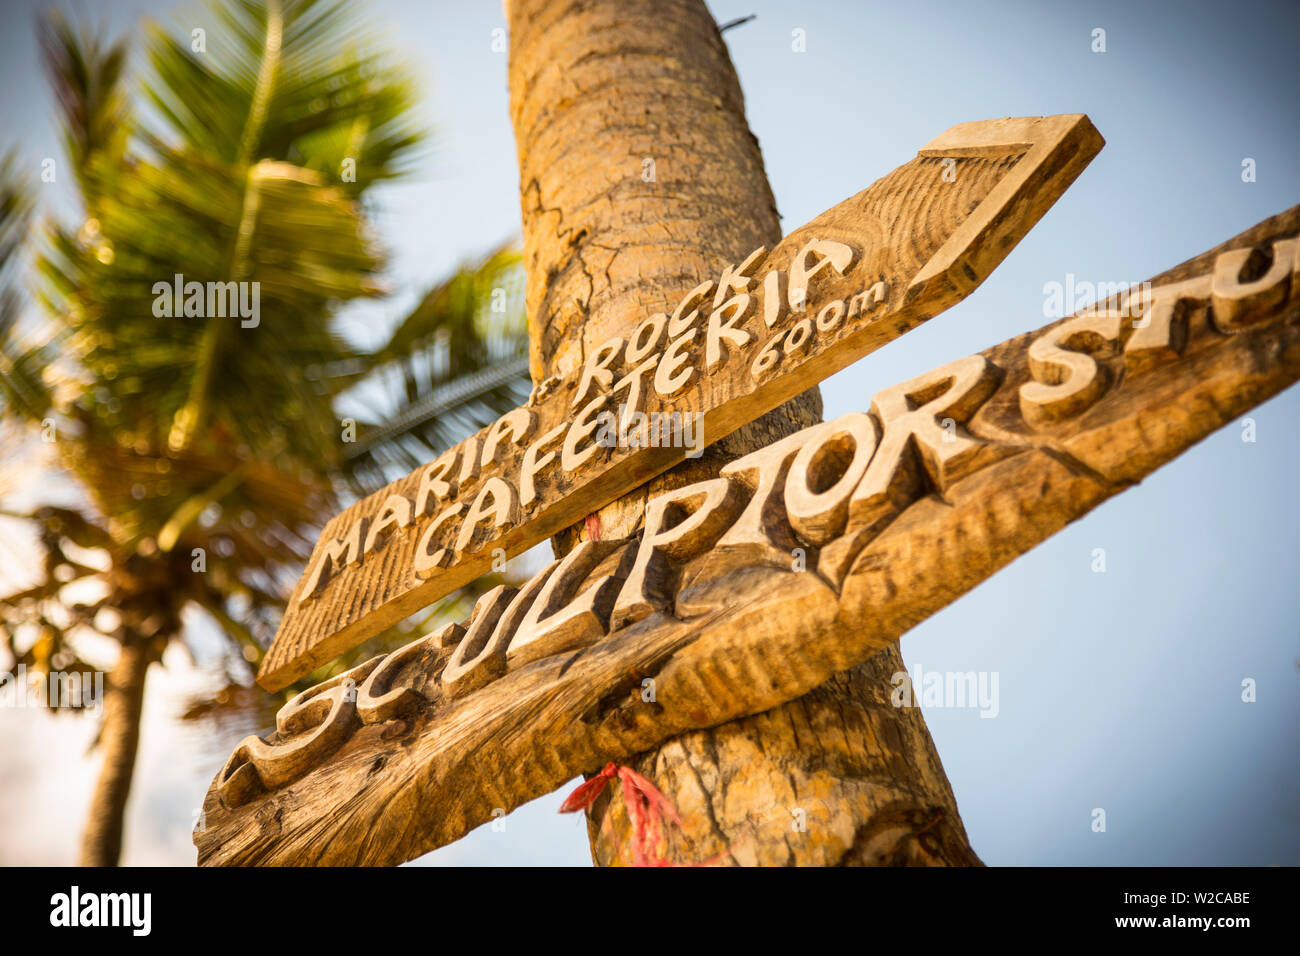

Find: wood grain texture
<box><xmin>197</xmin><ymin>206</ymin><xmax>1300</xmax><ymax>866</ymax></box>
<box><xmin>507</xmin><ymin>0</ymin><xmax>977</xmax><ymax>869</ymax></box>
<box><xmin>259</xmin><ymin>113</ymin><xmax>1103</xmax><ymax>691</ymax></box>
<box><xmin>584</xmin><ymin>642</ymin><xmax>983</xmax><ymax>867</ymax></box>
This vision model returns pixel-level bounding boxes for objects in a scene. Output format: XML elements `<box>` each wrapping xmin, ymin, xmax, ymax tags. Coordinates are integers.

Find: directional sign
<box><xmin>257</xmin><ymin>114</ymin><xmax>1104</xmax><ymax>691</ymax></box>
<box><xmin>202</xmin><ymin>205</ymin><xmax>1300</xmax><ymax>865</ymax></box>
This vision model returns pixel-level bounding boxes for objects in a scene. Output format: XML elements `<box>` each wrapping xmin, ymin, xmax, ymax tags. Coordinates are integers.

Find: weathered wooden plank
<box><xmin>198</xmin><ymin>206</ymin><xmax>1300</xmax><ymax>866</ymax></box>
<box><xmin>257</xmin><ymin>114</ymin><xmax>1103</xmax><ymax>691</ymax></box>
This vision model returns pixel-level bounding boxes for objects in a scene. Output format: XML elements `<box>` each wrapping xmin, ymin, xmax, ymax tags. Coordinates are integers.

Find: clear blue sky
<box><xmin>1</xmin><ymin>0</ymin><xmax>1296</xmax><ymax>865</ymax></box>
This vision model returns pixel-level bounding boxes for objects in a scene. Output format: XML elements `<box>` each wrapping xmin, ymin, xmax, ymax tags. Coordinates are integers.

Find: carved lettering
<box><xmin>667</xmin><ymin>280</ymin><xmax>715</xmax><ymax>338</ymax></box>
<box><xmin>563</xmin><ymin>396</ymin><xmax>610</xmax><ymax>472</ymax></box>
<box><xmin>815</xmin><ymin>298</ymin><xmax>845</xmax><ymax>332</ymax></box>
<box><xmin>507</xmin><ymin>539</ymin><xmax>635</xmax><ymax>668</ymax></box>
<box><xmin>712</xmin><ymin>246</ymin><xmax>767</xmax><ymax>307</ymax></box>
<box><xmin>520</xmin><ymin>423</ymin><xmax>567</xmax><ymax>508</ymax></box>
<box><xmin>456</xmin><ymin>435</ymin><xmax>482</xmax><ymax>486</ymax></box>
<box><xmin>413</xmin><ymin>504</ymin><xmax>464</xmax><ymax>577</ymax></box>
<box><xmin>610</xmin><ymin>478</ymin><xmax>744</xmax><ymax>629</ymax></box>
<box><xmin>357</xmin><ymin>637</ymin><xmax>438</xmax><ymax>724</ymax></box>
<box><xmin>707</xmin><ymin>427</ymin><xmax>811</xmax><ymax>571</ymax></box>
<box><xmin>1211</xmin><ymin>238</ymin><xmax>1296</xmax><ymax>332</ymax></box>
<box><xmin>440</xmin><ymin>585</ymin><xmax>518</xmax><ymax>698</ymax></box>
<box><xmin>705</xmin><ymin>293</ymin><xmax>754</xmax><ymax>370</ymax></box>
<box><xmin>1124</xmin><ymin>275</ymin><xmax>1209</xmax><ymax>374</ymax></box>
<box><xmin>206</xmin><ymin>209</ymin><xmax>1300</xmax><ymax>855</ymax></box>
<box><xmin>573</xmin><ymin>337</ymin><xmax>625</xmax><ymax>408</ymax></box>
<box><xmin>256</xmin><ymin>114</ymin><xmax>1107</xmax><ymax>693</ymax></box>
<box><xmin>851</xmin><ymin>355</ymin><xmax>1001</xmax><ymax>526</ymax></box>
<box><xmin>762</xmin><ymin>269</ymin><xmax>787</xmax><ymax>328</ymax></box>
<box><xmin>1020</xmin><ymin>313</ymin><xmax>1121</xmax><ymax>423</ymax></box>
<box><xmin>363</xmin><ymin>494</ymin><xmax>414</xmax><ymax>555</ymax></box>
<box><xmin>216</xmin><ymin>657</ymin><xmax>383</xmax><ymax>805</ymax></box>
<box><xmin>654</xmin><ymin>330</ymin><xmax>698</xmax><ymax>396</ymax></box>
<box><xmin>299</xmin><ymin>518</ymin><xmax>367</xmax><ymax>602</ymax></box>
<box><xmin>848</xmin><ymin>281</ymin><xmax>889</xmax><ymax>318</ymax></box>
<box><xmin>414</xmin><ymin>448</ymin><xmax>460</xmax><ymax>518</ymax></box>
<box><xmin>784</xmin><ymin>413</ymin><xmax>878</xmax><ymax>546</ymax></box>
<box><xmin>454</xmin><ymin>478</ymin><xmax>517</xmax><ymax>554</ymax></box>
<box><xmin>481</xmin><ymin>408</ymin><xmax>535</xmax><ymax>467</ymax></box>
<box><xmin>625</xmin><ymin>312</ymin><xmax>667</xmax><ymax>364</ymax></box>
<box><xmin>611</xmin><ymin>358</ymin><xmax>660</xmax><ymax>433</ymax></box>
<box><xmin>442</xmin><ymin>568</ymin><xmax>557</xmax><ymax>697</ymax></box>
<box><xmin>788</xmin><ymin>238</ymin><xmax>854</xmax><ymax>312</ymax></box>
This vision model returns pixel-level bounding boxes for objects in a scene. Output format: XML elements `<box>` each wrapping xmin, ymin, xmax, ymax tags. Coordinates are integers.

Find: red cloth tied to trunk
<box><xmin>560</xmin><ymin>762</ymin><xmax>687</xmax><ymax>867</ymax></box>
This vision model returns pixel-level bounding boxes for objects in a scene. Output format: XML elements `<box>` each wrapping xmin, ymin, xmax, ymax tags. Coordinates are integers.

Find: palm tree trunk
<box><xmin>80</xmin><ymin>640</ymin><xmax>149</xmax><ymax>867</ymax></box>
<box><xmin>506</xmin><ymin>0</ymin><xmax>981</xmax><ymax>865</ymax></box>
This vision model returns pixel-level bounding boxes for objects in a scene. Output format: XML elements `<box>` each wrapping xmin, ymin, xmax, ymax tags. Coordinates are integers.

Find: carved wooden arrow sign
<box><xmin>258</xmin><ymin>113</ymin><xmax>1104</xmax><ymax>691</ymax></box>
<box><xmin>200</xmin><ymin>206</ymin><xmax>1300</xmax><ymax>865</ymax></box>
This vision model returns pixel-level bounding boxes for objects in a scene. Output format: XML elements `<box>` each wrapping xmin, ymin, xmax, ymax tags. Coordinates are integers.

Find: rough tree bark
<box><xmin>506</xmin><ymin>0</ymin><xmax>980</xmax><ymax>865</ymax></box>
<box><xmin>79</xmin><ymin>639</ymin><xmax>149</xmax><ymax>867</ymax></box>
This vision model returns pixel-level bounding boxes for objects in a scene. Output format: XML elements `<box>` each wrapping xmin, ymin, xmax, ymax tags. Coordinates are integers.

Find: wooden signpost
<box><xmin>198</xmin><ymin>206</ymin><xmax>1300</xmax><ymax>866</ymax></box>
<box><xmin>259</xmin><ymin>114</ymin><xmax>1103</xmax><ymax>691</ymax></box>
<box><xmin>193</xmin><ymin>0</ymin><xmax>1298</xmax><ymax>867</ymax></box>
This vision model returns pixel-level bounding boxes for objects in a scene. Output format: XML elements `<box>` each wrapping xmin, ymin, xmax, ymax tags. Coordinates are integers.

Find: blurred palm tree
<box><xmin>0</xmin><ymin>0</ymin><xmax>529</xmax><ymax>866</ymax></box>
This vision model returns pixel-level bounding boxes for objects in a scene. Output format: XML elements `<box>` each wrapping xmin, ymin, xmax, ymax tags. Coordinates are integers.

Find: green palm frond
<box><xmin>36</xmin><ymin>0</ymin><xmax>426</xmax><ymax>473</ymax></box>
<box><xmin>337</xmin><ymin>246</ymin><xmax>532</xmax><ymax>491</ymax></box>
<box><xmin>37</xmin><ymin>11</ymin><xmax>129</xmax><ymax>203</ymax></box>
<box><xmin>143</xmin><ymin>0</ymin><xmax>424</xmax><ymax>187</ymax></box>
<box><xmin>6</xmin><ymin>2</ymin><xmax>431</xmax><ymax>681</ymax></box>
<box><xmin>7</xmin><ymin>2</ymin><xmax>528</xmax><ymax>716</ymax></box>
<box><xmin>0</xmin><ymin>154</ymin><xmax>52</xmax><ymax>422</ymax></box>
